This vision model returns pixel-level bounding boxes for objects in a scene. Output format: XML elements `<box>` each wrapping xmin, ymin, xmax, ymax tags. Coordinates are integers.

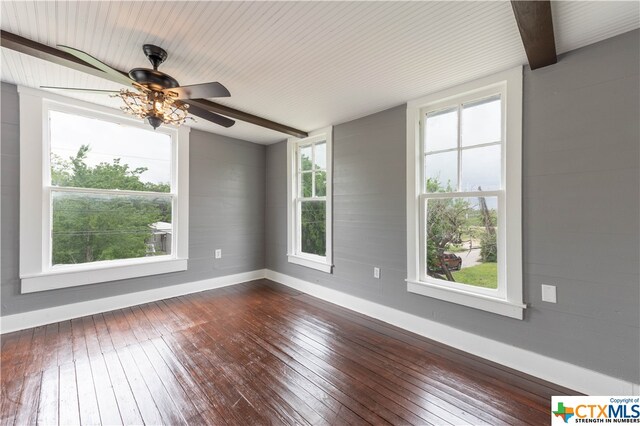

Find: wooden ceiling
<box><xmin>1</xmin><ymin>1</ymin><xmax>638</xmax><ymax>144</ymax></box>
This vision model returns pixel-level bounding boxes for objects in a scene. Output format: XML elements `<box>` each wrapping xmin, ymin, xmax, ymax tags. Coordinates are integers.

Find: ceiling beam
<box><xmin>186</xmin><ymin>99</ymin><xmax>307</xmax><ymax>138</ymax></box>
<box><xmin>510</xmin><ymin>1</ymin><xmax>557</xmax><ymax>70</ymax></box>
<box><xmin>0</xmin><ymin>30</ymin><xmax>308</xmax><ymax>138</ymax></box>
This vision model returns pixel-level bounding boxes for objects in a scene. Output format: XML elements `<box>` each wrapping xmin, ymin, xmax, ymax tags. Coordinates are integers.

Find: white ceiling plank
<box><xmin>1</xmin><ymin>1</ymin><xmax>638</xmax><ymax>144</ymax></box>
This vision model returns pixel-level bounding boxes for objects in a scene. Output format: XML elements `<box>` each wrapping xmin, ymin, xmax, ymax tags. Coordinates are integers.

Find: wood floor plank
<box><xmin>88</xmin><ymin>353</ymin><xmax>124</xmax><ymax>426</ymax></box>
<box><xmin>1</xmin><ymin>328</ymin><xmax>33</xmax><ymax>382</ymax></box>
<box><xmin>13</xmin><ymin>372</ymin><xmax>42</xmax><ymax>426</ymax></box>
<box><xmin>0</xmin><ymin>378</ymin><xmax>21</xmax><ymax>426</ymax></box>
<box><xmin>36</xmin><ymin>367</ymin><xmax>59</xmax><ymax>426</ymax></box>
<box><xmin>92</xmin><ymin>314</ymin><xmax>115</xmax><ymax>354</ymax></box>
<box><xmin>23</xmin><ymin>327</ymin><xmax>46</xmax><ymax>376</ymax></box>
<box><xmin>57</xmin><ymin>320</ymin><xmax>75</xmax><ymax>367</ymax></box>
<box><xmin>126</xmin><ymin>344</ymin><xmax>189</xmax><ymax>425</ymax></box>
<box><xmin>58</xmin><ymin>362</ymin><xmax>80</xmax><ymax>426</ymax></box>
<box><xmin>128</xmin><ymin>305</ymin><xmax>161</xmax><ymax>341</ymax></box>
<box><xmin>71</xmin><ymin>317</ymin><xmax>89</xmax><ymax>361</ymax></box>
<box><xmin>102</xmin><ymin>350</ymin><xmax>145</xmax><ymax>425</ymax></box>
<box><xmin>1</xmin><ymin>279</ymin><xmax>577</xmax><ymax>425</ymax></box>
<box><xmin>81</xmin><ymin>315</ymin><xmax>103</xmax><ymax>357</ymax></box>
<box><xmin>250</xmin><ymin>290</ymin><xmax>520</xmax><ymax>424</ymax></box>
<box><xmin>292</xmin><ymin>288</ymin><xmax>575</xmax><ymax>396</ymax></box>
<box><xmin>261</xmin><ymin>310</ymin><xmax>478</xmax><ymax>425</ymax></box>
<box><xmin>265</xmin><ymin>286</ymin><xmax>549</xmax><ymax>424</ymax></box>
<box><xmin>195</xmin><ymin>323</ymin><xmax>325</xmax><ymax>426</ymax></box>
<box><xmin>140</xmin><ymin>339</ymin><xmax>227</xmax><ymax>426</ymax></box>
<box><xmin>161</xmin><ymin>333</ymin><xmax>269</xmax><ymax>425</ymax></box>
<box><xmin>76</xmin><ymin>356</ymin><xmax>102</xmax><ymax>426</ymax></box>
<box><xmin>114</xmin><ymin>347</ymin><xmax>166</xmax><ymax>425</ymax></box>
<box><xmin>180</xmin><ymin>326</ymin><xmax>296</xmax><ymax>425</ymax></box>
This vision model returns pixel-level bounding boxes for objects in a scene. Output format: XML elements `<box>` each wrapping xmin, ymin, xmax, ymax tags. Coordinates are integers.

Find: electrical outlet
<box><xmin>215</xmin><ymin>249</ymin><xmax>222</xmax><ymax>259</ymax></box>
<box><xmin>373</xmin><ymin>267</ymin><xmax>380</xmax><ymax>279</ymax></box>
<box><xmin>541</xmin><ymin>284</ymin><xmax>556</xmax><ymax>303</ymax></box>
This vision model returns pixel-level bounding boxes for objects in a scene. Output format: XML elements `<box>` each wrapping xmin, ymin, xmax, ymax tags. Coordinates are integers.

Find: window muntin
<box><xmin>421</xmin><ymin>93</ymin><xmax>504</xmax><ymax>295</ymax></box>
<box><xmin>47</xmin><ymin>107</ymin><xmax>176</xmax><ymax>268</ymax></box>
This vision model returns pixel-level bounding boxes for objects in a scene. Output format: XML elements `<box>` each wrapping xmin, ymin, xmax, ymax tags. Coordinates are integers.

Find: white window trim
<box><xmin>18</xmin><ymin>86</ymin><xmax>190</xmax><ymax>293</ymax></box>
<box><xmin>287</xmin><ymin>127</ymin><xmax>333</xmax><ymax>273</ymax></box>
<box><xmin>406</xmin><ymin>67</ymin><xmax>525</xmax><ymax>319</ymax></box>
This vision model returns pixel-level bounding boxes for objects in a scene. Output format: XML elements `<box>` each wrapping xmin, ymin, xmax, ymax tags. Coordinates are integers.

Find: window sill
<box><xmin>287</xmin><ymin>254</ymin><xmax>332</xmax><ymax>273</ymax></box>
<box><xmin>21</xmin><ymin>258</ymin><xmax>188</xmax><ymax>294</ymax></box>
<box><xmin>406</xmin><ymin>279</ymin><xmax>526</xmax><ymax>319</ymax></box>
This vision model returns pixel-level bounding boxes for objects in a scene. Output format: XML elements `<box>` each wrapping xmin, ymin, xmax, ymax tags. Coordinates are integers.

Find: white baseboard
<box><xmin>265</xmin><ymin>269</ymin><xmax>639</xmax><ymax>396</ymax></box>
<box><xmin>0</xmin><ymin>269</ymin><xmax>266</xmax><ymax>334</ymax></box>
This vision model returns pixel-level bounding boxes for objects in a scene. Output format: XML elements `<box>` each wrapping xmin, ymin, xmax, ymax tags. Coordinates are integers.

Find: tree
<box><xmin>425</xmin><ymin>178</ymin><xmax>497</xmax><ymax>278</ymax></box>
<box><xmin>426</xmin><ymin>178</ymin><xmax>471</xmax><ymax>273</ymax></box>
<box><xmin>51</xmin><ymin>145</ymin><xmax>171</xmax><ymax>265</ymax></box>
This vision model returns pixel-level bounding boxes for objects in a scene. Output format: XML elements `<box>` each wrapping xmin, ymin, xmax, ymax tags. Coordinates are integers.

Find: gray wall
<box><xmin>266</xmin><ymin>30</ymin><xmax>640</xmax><ymax>382</ymax></box>
<box><xmin>1</xmin><ymin>81</ymin><xmax>265</xmax><ymax>316</ymax></box>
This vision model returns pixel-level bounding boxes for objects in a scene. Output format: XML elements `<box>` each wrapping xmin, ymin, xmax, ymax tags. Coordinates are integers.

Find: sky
<box><xmin>49</xmin><ymin>110</ymin><xmax>172</xmax><ymax>185</ymax></box>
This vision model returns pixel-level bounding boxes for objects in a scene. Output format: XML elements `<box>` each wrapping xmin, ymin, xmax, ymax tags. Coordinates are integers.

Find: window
<box><xmin>18</xmin><ymin>87</ymin><xmax>189</xmax><ymax>293</ymax></box>
<box><xmin>287</xmin><ymin>127</ymin><xmax>333</xmax><ymax>273</ymax></box>
<box><xmin>406</xmin><ymin>67</ymin><xmax>524</xmax><ymax>319</ymax></box>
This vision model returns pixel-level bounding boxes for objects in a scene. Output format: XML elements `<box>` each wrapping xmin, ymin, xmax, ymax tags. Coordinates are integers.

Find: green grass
<box><xmin>452</xmin><ymin>262</ymin><xmax>498</xmax><ymax>289</ymax></box>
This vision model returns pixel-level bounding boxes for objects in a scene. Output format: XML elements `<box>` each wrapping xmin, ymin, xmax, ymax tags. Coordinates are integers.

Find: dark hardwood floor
<box><xmin>1</xmin><ymin>279</ymin><xmax>576</xmax><ymax>425</ymax></box>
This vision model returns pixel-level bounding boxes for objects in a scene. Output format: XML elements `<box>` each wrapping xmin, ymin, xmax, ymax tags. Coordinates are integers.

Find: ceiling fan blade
<box><xmin>186</xmin><ymin>103</ymin><xmax>235</xmax><ymax>128</ymax></box>
<box><xmin>165</xmin><ymin>82</ymin><xmax>230</xmax><ymax>100</ymax></box>
<box><xmin>41</xmin><ymin>86</ymin><xmax>120</xmax><ymax>94</ymax></box>
<box><xmin>57</xmin><ymin>45</ymin><xmax>137</xmax><ymax>87</ymax></box>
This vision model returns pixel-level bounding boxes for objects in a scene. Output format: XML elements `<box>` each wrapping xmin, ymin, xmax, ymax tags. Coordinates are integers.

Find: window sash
<box><xmin>418</xmin><ymin>191</ymin><xmax>506</xmax><ymax>299</ymax></box>
<box><xmin>45</xmin><ymin>185</ymin><xmax>177</xmax><ymax>271</ymax></box>
<box><xmin>294</xmin><ymin>198</ymin><xmax>327</xmax><ymax>260</ymax></box>
<box><xmin>421</xmin><ymin>93</ymin><xmax>504</xmax><ymax>195</ymax></box>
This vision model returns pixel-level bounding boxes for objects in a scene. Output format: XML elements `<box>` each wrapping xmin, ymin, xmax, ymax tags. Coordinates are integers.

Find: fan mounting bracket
<box><xmin>143</xmin><ymin>44</ymin><xmax>168</xmax><ymax>70</ymax></box>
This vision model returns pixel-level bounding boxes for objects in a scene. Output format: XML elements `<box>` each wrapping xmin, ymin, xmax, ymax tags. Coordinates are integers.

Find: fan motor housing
<box><xmin>128</xmin><ymin>68</ymin><xmax>179</xmax><ymax>91</ymax></box>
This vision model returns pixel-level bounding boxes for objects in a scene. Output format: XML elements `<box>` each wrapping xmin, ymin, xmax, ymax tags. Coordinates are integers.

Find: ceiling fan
<box><xmin>43</xmin><ymin>44</ymin><xmax>235</xmax><ymax>129</ymax></box>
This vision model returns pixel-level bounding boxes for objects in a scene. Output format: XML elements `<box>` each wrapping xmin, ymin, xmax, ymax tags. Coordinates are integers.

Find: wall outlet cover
<box><xmin>215</xmin><ymin>249</ymin><xmax>222</xmax><ymax>259</ymax></box>
<box><xmin>541</xmin><ymin>284</ymin><xmax>557</xmax><ymax>303</ymax></box>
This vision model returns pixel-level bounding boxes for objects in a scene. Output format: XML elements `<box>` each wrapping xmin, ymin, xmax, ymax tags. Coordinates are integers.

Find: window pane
<box><xmin>52</xmin><ymin>191</ymin><xmax>172</xmax><ymax>265</ymax></box>
<box><xmin>425</xmin><ymin>107</ymin><xmax>457</xmax><ymax>152</ymax></box>
<box><xmin>426</xmin><ymin>196</ymin><xmax>498</xmax><ymax>289</ymax></box>
<box><xmin>314</xmin><ymin>142</ymin><xmax>327</xmax><ymax>170</ymax></box>
<box><xmin>299</xmin><ymin>145</ymin><xmax>313</xmax><ymax>171</ymax></box>
<box><xmin>461</xmin><ymin>145</ymin><xmax>501</xmax><ymax>192</ymax></box>
<box><xmin>461</xmin><ymin>96</ymin><xmax>501</xmax><ymax>147</ymax></box>
<box><xmin>300</xmin><ymin>200</ymin><xmax>326</xmax><ymax>256</ymax></box>
<box><xmin>425</xmin><ymin>151</ymin><xmax>457</xmax><ymax>192</ymax></box>
<box><xmin>300</xmin><ymin>172</ymin><xmax>312</xmax><ymax>197</ymax></box>
<box><xmin>315</xmin><ymin>171</ymin><xmax>327</xmax><ymax>197</ymax></box>
<box><xmin>49</xmin><ymin>110</ymin><xmax>171</xmax><ymax>192</ymax></box>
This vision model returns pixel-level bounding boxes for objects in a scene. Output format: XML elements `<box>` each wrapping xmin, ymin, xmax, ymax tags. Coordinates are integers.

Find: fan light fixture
<box><xmin>114</xmin><ymin>88</ymin><xmax>190</xmax><ymax>129</ymax></box>
<box><xmin>49</xmin><ymin>43</ymin><xmax>235</xmax><ymax>130</ymax></box>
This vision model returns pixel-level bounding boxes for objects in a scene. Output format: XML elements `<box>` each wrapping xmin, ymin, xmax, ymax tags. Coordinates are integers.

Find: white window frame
<box><xmin>18</xmin><ymin>86</ymin><xmax>190</xmax><ymax>293</ymax></box>
<box><xmin>287</xmin><ymin>127</ymin><xmax>333</xmax><ymax>273</ymax></box>
<box><xmin>406</xmin><ymin>67</ymin><xmax>525</xmax><ymax>319</ymax></box>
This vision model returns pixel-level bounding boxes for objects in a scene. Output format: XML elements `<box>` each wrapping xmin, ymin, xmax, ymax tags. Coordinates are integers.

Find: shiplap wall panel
<box><xmin>1</xmin><ymin>1</ymin><xmax>638</xmax><ymax>144</ymax></box>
